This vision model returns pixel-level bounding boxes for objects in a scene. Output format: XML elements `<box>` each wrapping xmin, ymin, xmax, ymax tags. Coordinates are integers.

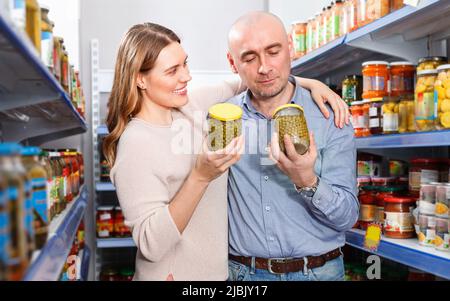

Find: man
<box><xmin>226</xmin><ymin>11</ymin><xmax>359</xmax><ymax>281</ymax></box>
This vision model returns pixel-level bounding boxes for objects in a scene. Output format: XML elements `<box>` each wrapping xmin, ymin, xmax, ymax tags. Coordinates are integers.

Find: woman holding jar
<box><xmin>105</xmin><ymin>22</ymin><xmax>349</xmax><ymax>281</ymax></box>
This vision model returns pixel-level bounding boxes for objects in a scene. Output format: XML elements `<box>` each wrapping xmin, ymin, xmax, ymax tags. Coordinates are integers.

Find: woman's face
<box><xmin>139</xmin><ymin>42</ymin><xmax>192</xmax><ymax>109</ymax></box>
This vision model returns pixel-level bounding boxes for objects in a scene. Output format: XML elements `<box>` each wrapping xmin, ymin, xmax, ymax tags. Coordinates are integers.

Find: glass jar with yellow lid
<box><xmin>435</xmin><ymin>64</ymin><xmax>450</xmax><ymax>129</ymax></box>
<box><xmin>207</xmin><ymin>103</ymin><xmax>243</xmax><ymax>151</ymax></box>
<box><xmin>273</xmin><ymin>104</ymin><xmax>310</xmax><ymax>155</ymax></box>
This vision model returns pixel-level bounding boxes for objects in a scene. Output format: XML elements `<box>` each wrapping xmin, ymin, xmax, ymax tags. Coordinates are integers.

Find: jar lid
<box><xmin>417</xmin><ymin>69</ymin><xmax>438</xmax><ymax>75</ymax></box>
<box><xmin>208</xmin><ymin>103</ymin><xmax>243</xmax><ymax>121</ymax></box>
<box><xmin>351</xmin><ymin>101</ymin><xmax>363</xmax><ymax>106</ymax></box>
<box><xmin>418</xmin><ymin>56</ymin><xmax>448</xmax><ymax>64</ymax></box>
<box><xmin>357</xmin><ymin>176</ymin><xmax>371</xmax><ymax>182</ymax></box>
<box><xmin>369</xmin><ymin>97</ymin><xmax>383</xmax><ymax>102</ymax></box>
<box><xmin>97</xmin><ymin>206</ymin><xmax>114</xmax><ymax>211</ymax></box>
<box><xmin>411</xmin><ymin>158</ymin><xmax>441</xmax><ymax>164</ymax></box>
<box><xmin>346</xmin><ymin>74</ymin><xmax>362</xmax><ymax>79</ymax></box>
<box><xmin>362</xmin><ymin>61</ymin><xmax>389</xmax><ymax>67</ymax></box>
<box><xmin>390</xmin><ymin>61</ymin><xmax>415</xmax><ymax>66</ymax></box>
<box><xmin>360</xmin><ymin>185</ymin><xmax>379</xmax><ymax>191</ymax></box>
<box><xmin>273</xmin><ymin>104</ymin><xmax>304</xmax><ymax>117</ymax></box>
<box><xmin>383</xmin><ymin>196</ymin><xmax>416</xmax><ymax>204</ymax></box>
<box><xmin>291</xmin><ymin>20</ymin><xmax>307</xmax><ymax>25</ymax></box>
<box><xmin>436</xmin><ymin>64</ymin><xmax>450</xmax><ymax>71</ymax></box>
<box><xmin>115</xmin><ymin>206</ymin><xmax>122</xmax><ymax>211</ymax></box>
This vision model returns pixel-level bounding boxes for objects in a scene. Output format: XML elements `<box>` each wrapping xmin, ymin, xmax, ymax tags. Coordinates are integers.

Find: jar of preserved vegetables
<box><xmin>207</xmin><ymin>103</ymin><xmax>243</xmax><ymax>151</ymax></box>
<box><xmin>273</xmin><ymin>104</ymin><xmax>310</xmax><ymax>155</ymax></box>
<box><xmin>369</xmin><ymin>97</ymin><xmax>383</xmax><ymax>135</ymax></box>
<box><xmin>342</xmin><ymin>75</ymin><xmax>363</xmax><ymax>105</ymax></box>
<box><xmin>362</xmin><ymin>61</ymin><xmax>389</xmax><ymax>99</ymax></box>
<box><xmin>389</xmin><ymin>62</ymin><xmax>415</xmax><ymax>97</ymax></box>
<box><xmin>415</xmin><ymin>70</ymin><xmax>438</xmax><ymax>132</ymax></box>
<box><xmin>382</xmin><ymin>96</ymin><xmax>399</xmax><ymax>134</ymax></box>
<box><xmin>398</xmin><ymin>94</ymin><xmax>415</xmax><ymax>133</ymax></box>
<box><xmin>435</xmin><ymin>64</ymin><xmax>450</xmax><ymax>129</ymax></box>
<box><xmin>417</xmin><ymin>56</ymin><xmax>447</xmax><ymax>72</ymax></box>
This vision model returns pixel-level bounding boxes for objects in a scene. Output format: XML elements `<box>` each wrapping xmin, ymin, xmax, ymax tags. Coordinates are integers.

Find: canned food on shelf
<box><xmin>418</xmin><ymin>213</ymin><xmax>436</xmax><ymax>247</ymax></box>
<box><xmin>362</xmin><ymin>61</ymin><xmax>389</xmax><ymax>99</ymax></box>
<box><xmin>435</xmin><ymin>64</ymin><xmax>450</xmax><ymax>129</ymax></box>
<box><xmin>389</xmin><ymin>62</ymin><xmax>415</xmax><ymax>97</ymax></box>
<box><xmin>398</xmin><ymin>95</ymin><xmax>415</xmax><ymax>133</ymax></box>
<box><xmin>417</xmin><ymin>56</ymin><xmax>447</xmax><ymax>72</ymax></box>
<box><xmin>383</xmin><ymin>196</ymin><xmax>416</xmax><ymax>239</ymax></box>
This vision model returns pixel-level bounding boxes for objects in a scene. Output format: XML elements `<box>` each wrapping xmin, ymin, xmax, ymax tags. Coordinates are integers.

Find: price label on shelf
<box><xmin>364</xmin><ymin>223</ymin><xmax>382</xmax><ymax>251</ymax></box>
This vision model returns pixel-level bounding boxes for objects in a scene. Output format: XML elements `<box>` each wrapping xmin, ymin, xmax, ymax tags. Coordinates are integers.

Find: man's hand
<box><xmin>268</xmin><ymin>132</ymin><xmax>318</xmax><ymax>188</ymax></box>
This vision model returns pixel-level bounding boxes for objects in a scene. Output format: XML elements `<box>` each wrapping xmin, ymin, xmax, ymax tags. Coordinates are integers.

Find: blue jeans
<box><xmin>228</xmin><ymin>255</ymin><xmax>345</xmax><ymax>281</ymax></box>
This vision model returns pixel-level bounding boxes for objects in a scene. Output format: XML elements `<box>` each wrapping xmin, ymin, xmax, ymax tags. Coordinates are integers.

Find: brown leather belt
<box><xmin>229</xmin><ymin>248</ymin><xmax>342</xmax><ymax>275</ymax></box>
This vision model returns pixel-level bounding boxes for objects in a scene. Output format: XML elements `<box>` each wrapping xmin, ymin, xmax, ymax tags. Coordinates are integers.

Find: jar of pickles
<box><xmin>435</xmin><ymin>64</ymin><xmax>450</xmax><ymax>129</ymax></box>
<box><xmin>350</xmin><ymin>101</ymin><xmax>370</xmax><ymax>137</ymax></box>
<box><xmin>417</xmin><ymin>56</ymin><xmax>447</xmax><ymax>72</ymax></box>
<box><xmin>398</xmin><ymin>95</ymin><xmax>415</xmax><ymax>133</ymax></box>
<box><xmin>382</xmin><ymin>96</ymin><xmax>399</xmax><ymax>134</ymax></box>
<box><xmin>207</xmin><ymin>103</ymin><xmax>243</xmax><ymax>151</ymax></box>
<box><xmin>362</xmin><ymin>61</ymin><xmax>389</xmax><ymax>99</ymax></box>
<box><xmin>389</xmin><ymin>62</ymin><xmax>415</xmax><ymax>97</ymax></box>
<box><xmin>415</xmin><ymin>70</ymin><xmax>438</xmax><ymax>132</ymax></box>
<box><xmin>342</xmin><ymin>75</ymin><xmax>363</xmax><ymax>105</ymax></box>
<box><xmin>273</xmin><ymin>104</ymin><xmax>310</xmax><ymax>155</ymax></box>
<box><xmin>369</xmin><ymin>97</ymin><xmax>383</xmax><ymax>135</ymax></box>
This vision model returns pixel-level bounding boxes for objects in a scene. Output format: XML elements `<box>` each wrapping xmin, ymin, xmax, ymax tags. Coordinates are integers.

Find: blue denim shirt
<box><xmin>227</xmin><ymin>76</ymin><xmax>359</xmax><ymax>259</ymax></box>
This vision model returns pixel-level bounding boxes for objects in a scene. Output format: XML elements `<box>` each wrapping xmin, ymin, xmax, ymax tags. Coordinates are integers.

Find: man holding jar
<box><xmin>225</xmin><ymin>11</ymin><xmax>359</xmax><ymax>281</ymax></box>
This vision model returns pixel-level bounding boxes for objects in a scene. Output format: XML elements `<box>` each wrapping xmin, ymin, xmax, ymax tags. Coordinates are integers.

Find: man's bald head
<box><xmin>226</xmin><ymin>11</ymin><xmax>294</xmax><ymax>101</ymax></box>
<box><xmin>228</xmin><ymin>11</ymin><xmax>288</xmax><ymax>51</ymax></box>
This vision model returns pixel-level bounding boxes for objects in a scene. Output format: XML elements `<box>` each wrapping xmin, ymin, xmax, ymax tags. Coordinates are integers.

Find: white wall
<box><xmin>268</xmin><ymin>0</ymin><xmax>331</xmax><ymax>31</ymax></box>
<box><xmin>38</xmin><ymin>0</ymin><xmax>80</xmax><ymax>69</ymax></box>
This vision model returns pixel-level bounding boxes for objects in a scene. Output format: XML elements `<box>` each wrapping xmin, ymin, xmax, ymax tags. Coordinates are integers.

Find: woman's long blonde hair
<box><xmin>103</xmin><ymin>23</ymin><xmax>180</xmax><ymax>166</ymax></box>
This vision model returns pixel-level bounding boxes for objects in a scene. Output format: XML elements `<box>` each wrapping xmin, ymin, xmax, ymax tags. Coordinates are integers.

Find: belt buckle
<box><xmin>267</xmin><ymin>258</ymin><xmax>293</xmax><ymax>275</ymax></box>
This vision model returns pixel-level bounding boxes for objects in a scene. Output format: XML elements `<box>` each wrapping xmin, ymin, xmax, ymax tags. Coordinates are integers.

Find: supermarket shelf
<box><xmin>23</xmin><ymin>186</ymin><xmax>88</xmax><ymax>281</ymax></box>
<box><xmin>292</xmin><ymin>0</ymin><xmax>450</xmax><ymax>78</ymax></box>
<box><xmin>96</xmin><ymin>182</ymin><xmax>115</xmax><ymax>191</ymax></box>
<box><xmin>345</xmin><ymin>229</ymin><xmax>450</xmax><ymax>280</ymax></box>
<box><xmin>0</xmin><ymin>12</ymin><xmax>87</xmax><ymax>145</ymax></box>
<box><xmin>97</xmin><ymin>125</ymin><xmax>109</xmax><ymax>135</ymax></box>
<box><xmin>356</xmin><ymin>130</ymin><xmax>450</xmax><ymax>149</ymax></box>
<box><xmin>80</xmin><ymin>246</ymin><xmax>91</xmax><ymax>281</ymax></box>
<box><xmin>97</xmin><ymin>238</ymin><xmax>136</xmax><ymax>249</ymax></box>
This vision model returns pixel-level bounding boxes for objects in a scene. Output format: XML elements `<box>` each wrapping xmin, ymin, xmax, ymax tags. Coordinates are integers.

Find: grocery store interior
<box><xmin>1</xmin><ymin>0</ymin><xmax>450</xmax><ymax>282</ymax></box>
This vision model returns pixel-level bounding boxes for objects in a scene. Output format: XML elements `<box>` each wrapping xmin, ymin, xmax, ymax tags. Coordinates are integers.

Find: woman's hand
<box><xmin>296</xmin><ymin>77</ymin><xmax>350</xmax><ymax>129</ymax></box>
<box><xmin>191</xmin><ymin>136</ymin><xmax>244</xmax><ymax>183</ymax></box>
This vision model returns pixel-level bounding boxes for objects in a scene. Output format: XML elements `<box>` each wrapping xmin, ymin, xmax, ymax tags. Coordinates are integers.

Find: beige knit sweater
<box><xmin>110</xmin><ymin>80</ymin><xmax>242</xmax><ymax>281</ymax></box>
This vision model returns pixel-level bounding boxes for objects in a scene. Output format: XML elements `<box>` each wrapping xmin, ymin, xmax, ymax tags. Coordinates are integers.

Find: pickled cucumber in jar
<box><xmin>435</xmin><ymin>64</ymin><xmax>450</xmax><ymax>129</ymax></box>
<box><xmin>207</xmin><ymin>103</ymin><xmax>242</xmax><ymax>151</ymax></box>
<box><xmin>415</xmin><ymin>70</ymin><xmax>438</xmax><ymax>132</ymax></box>
<box><xmin>273</xmin><ymin>104</ymin><xmax>310</xmax><ymax>155</ymax></box>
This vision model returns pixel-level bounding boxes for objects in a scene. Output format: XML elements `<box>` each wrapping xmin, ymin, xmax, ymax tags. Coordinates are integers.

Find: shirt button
<box><xmin>265</xmin><ymin>206</ymin><xmax>271</xmax><ymax>211</ymax></box>
<box><xmin>269</xmin><ymin>237</ymin><xmax>275</xmax><ymax>241</ymax></box>
<box><xmin>264</xmin><ymin>176</ymin><xmax>269</xmax><ymax>181</ymax></box>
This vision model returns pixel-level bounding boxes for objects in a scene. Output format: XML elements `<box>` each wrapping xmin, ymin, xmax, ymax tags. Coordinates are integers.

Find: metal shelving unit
<box><xmin>346</xmin><ymin>229</ymin><xmax>450</xmax><ymax>279</ymax></box>
<box><xmin>0</xmin><ymin>12</ymin><xmax>87</xmax><ymax>145</ymax></box>
<box><xmin>23</xmin><ymin>186</ymin><xmax>88</xmax><ymax>281</ymax></box>
<box><xmin>292</xmin><ymin>0</ymin><xmax>450</xmax><ymax>79</ymax></box>
<box><xmin>95</xmin><ymin>181</ymin><xmax>115</xmax><ymax>192</ymax></box>
<box><xmin>291</xmin><ymin>1</ymin><xmax>450</xmax><ymax>279</ymax></box>
<box><xmin>0</xmin><ymin>9</ymin><xmax>90</xmax><ymax>280</ymax></box>
<box><xmin>97</xmin><ymin>238</ymin><xmax>135</xmax><ymax>249</ymax></box>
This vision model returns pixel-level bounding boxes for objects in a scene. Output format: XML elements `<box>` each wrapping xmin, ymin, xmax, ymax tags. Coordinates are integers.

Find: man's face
<box><xmin>228</xmin><ymin>20</ymin><xmax>294</xmax><ymax>99</ymax></box>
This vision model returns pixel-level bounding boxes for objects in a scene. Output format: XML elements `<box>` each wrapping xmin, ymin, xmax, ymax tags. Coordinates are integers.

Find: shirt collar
<box><xmin>242</xmin><ymin>75</ymin><xmax>300</xmax><ymax>114</ymax></box>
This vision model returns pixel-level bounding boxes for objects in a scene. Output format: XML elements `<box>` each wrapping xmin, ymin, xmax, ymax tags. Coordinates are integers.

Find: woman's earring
<box><xmin>138</xmin><ymin>83</ymin><xmax>146</xmax><ymax>90</ymax></box>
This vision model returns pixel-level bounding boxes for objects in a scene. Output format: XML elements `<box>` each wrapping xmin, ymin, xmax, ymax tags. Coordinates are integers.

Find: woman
<box><xmin>105</xmin><ymin>23</ymin><xmax>348</xmax><ymax>281</ymax></box>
